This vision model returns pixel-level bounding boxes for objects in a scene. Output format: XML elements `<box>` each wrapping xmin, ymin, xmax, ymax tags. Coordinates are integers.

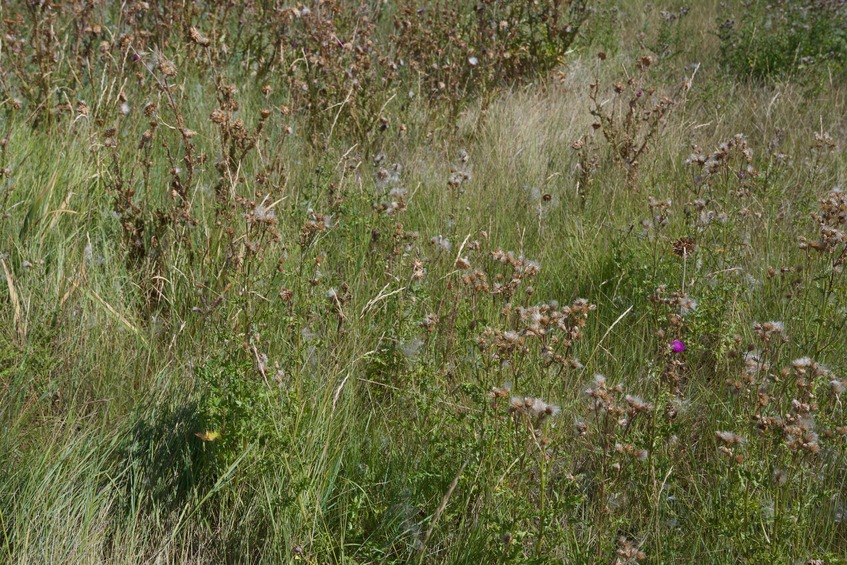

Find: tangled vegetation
<box><xmin>1</xmin><ymin>0</ymin><xmax>846</xmax><ymax>563</ymax></box>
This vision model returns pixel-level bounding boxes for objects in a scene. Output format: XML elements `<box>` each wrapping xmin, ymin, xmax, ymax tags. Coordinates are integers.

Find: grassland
<box><xmin>1</xmin><ymin>0</ymin><xmax>847</xmax><ymax>563</ymax></box>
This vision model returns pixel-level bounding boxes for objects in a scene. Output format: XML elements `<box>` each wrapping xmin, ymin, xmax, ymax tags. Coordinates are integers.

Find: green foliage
<box><xmin>577</xmin><ymin>1</ymin><xmax>624</xmax><ymax>55</ymax></box>
<box><xmin>3</xmin><ymin>1</ymin><xmax>847</xmax><ymax>563</ymax></box>
<box><xmin>195</xmin><ymin>352</ymin><xmax>292</xmax><ymax>472</ymax></box>
<box><xmin>718</xmin><ymin>0</ymin><xmax>847</xmax><ymax>83</ymax></box>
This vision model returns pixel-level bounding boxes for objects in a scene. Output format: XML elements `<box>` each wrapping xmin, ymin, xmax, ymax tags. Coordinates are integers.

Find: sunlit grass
<box><xmin>1</xmin><ymin>0</ymin><xmax>846</xmax><ymax>563</ymax></box>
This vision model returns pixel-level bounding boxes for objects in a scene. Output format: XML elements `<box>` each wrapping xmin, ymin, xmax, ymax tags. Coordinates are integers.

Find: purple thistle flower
<box><xmin>670</xmin><ymin>340</ymin><xmax>685</xmax><ymax>353</ymax></box>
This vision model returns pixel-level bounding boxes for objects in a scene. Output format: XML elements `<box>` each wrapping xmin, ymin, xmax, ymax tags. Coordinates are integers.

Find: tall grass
<box><xmin>1</xmin><ymin>0</ymin><xmax>847</xmax><ymax>563</ymax></box>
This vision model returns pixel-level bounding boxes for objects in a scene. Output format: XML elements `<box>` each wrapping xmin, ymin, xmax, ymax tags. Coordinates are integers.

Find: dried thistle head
<box><xmin>189</xmin><ymin>26</ymin><xmax>210</xmax><ymax>47</ymax></box>
<box><xmin>156</xmin><ymin>51</ymin><xmax>177</xmax><ymax>77</ymax></box>
<box><xmin>716</xmin><ymin>430</ymin><xmax>744</xmax><ymax>446</ymax></box>
<box><xmin>615</xmin><ymin>537</ymin><xmax>646</xmax><ymax>564</ymax></box>
<box><xmin>509</xmin><ymin>395</ymin><xmax>561</xmax><ymax>423</ymax></box>
<box><xmin>490</xmin><ymin>382</ymin><xmax>511</xmax><ymax>400</ymax></box>
<box><xmin>419</xmin><ymin>313</ymin><xmax>438</xmax><ymax>333</ymax></box>
<box><xmin>672</xmin><ymin>236</ymin><xmax>695</xmax><ymax>257</ymax></box>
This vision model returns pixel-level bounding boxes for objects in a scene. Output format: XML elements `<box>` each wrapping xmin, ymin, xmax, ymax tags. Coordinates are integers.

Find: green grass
<box><xmin>1</xmin><ymin>0</ymin><xmax>847</xmax><ymax>563</ymax></box>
